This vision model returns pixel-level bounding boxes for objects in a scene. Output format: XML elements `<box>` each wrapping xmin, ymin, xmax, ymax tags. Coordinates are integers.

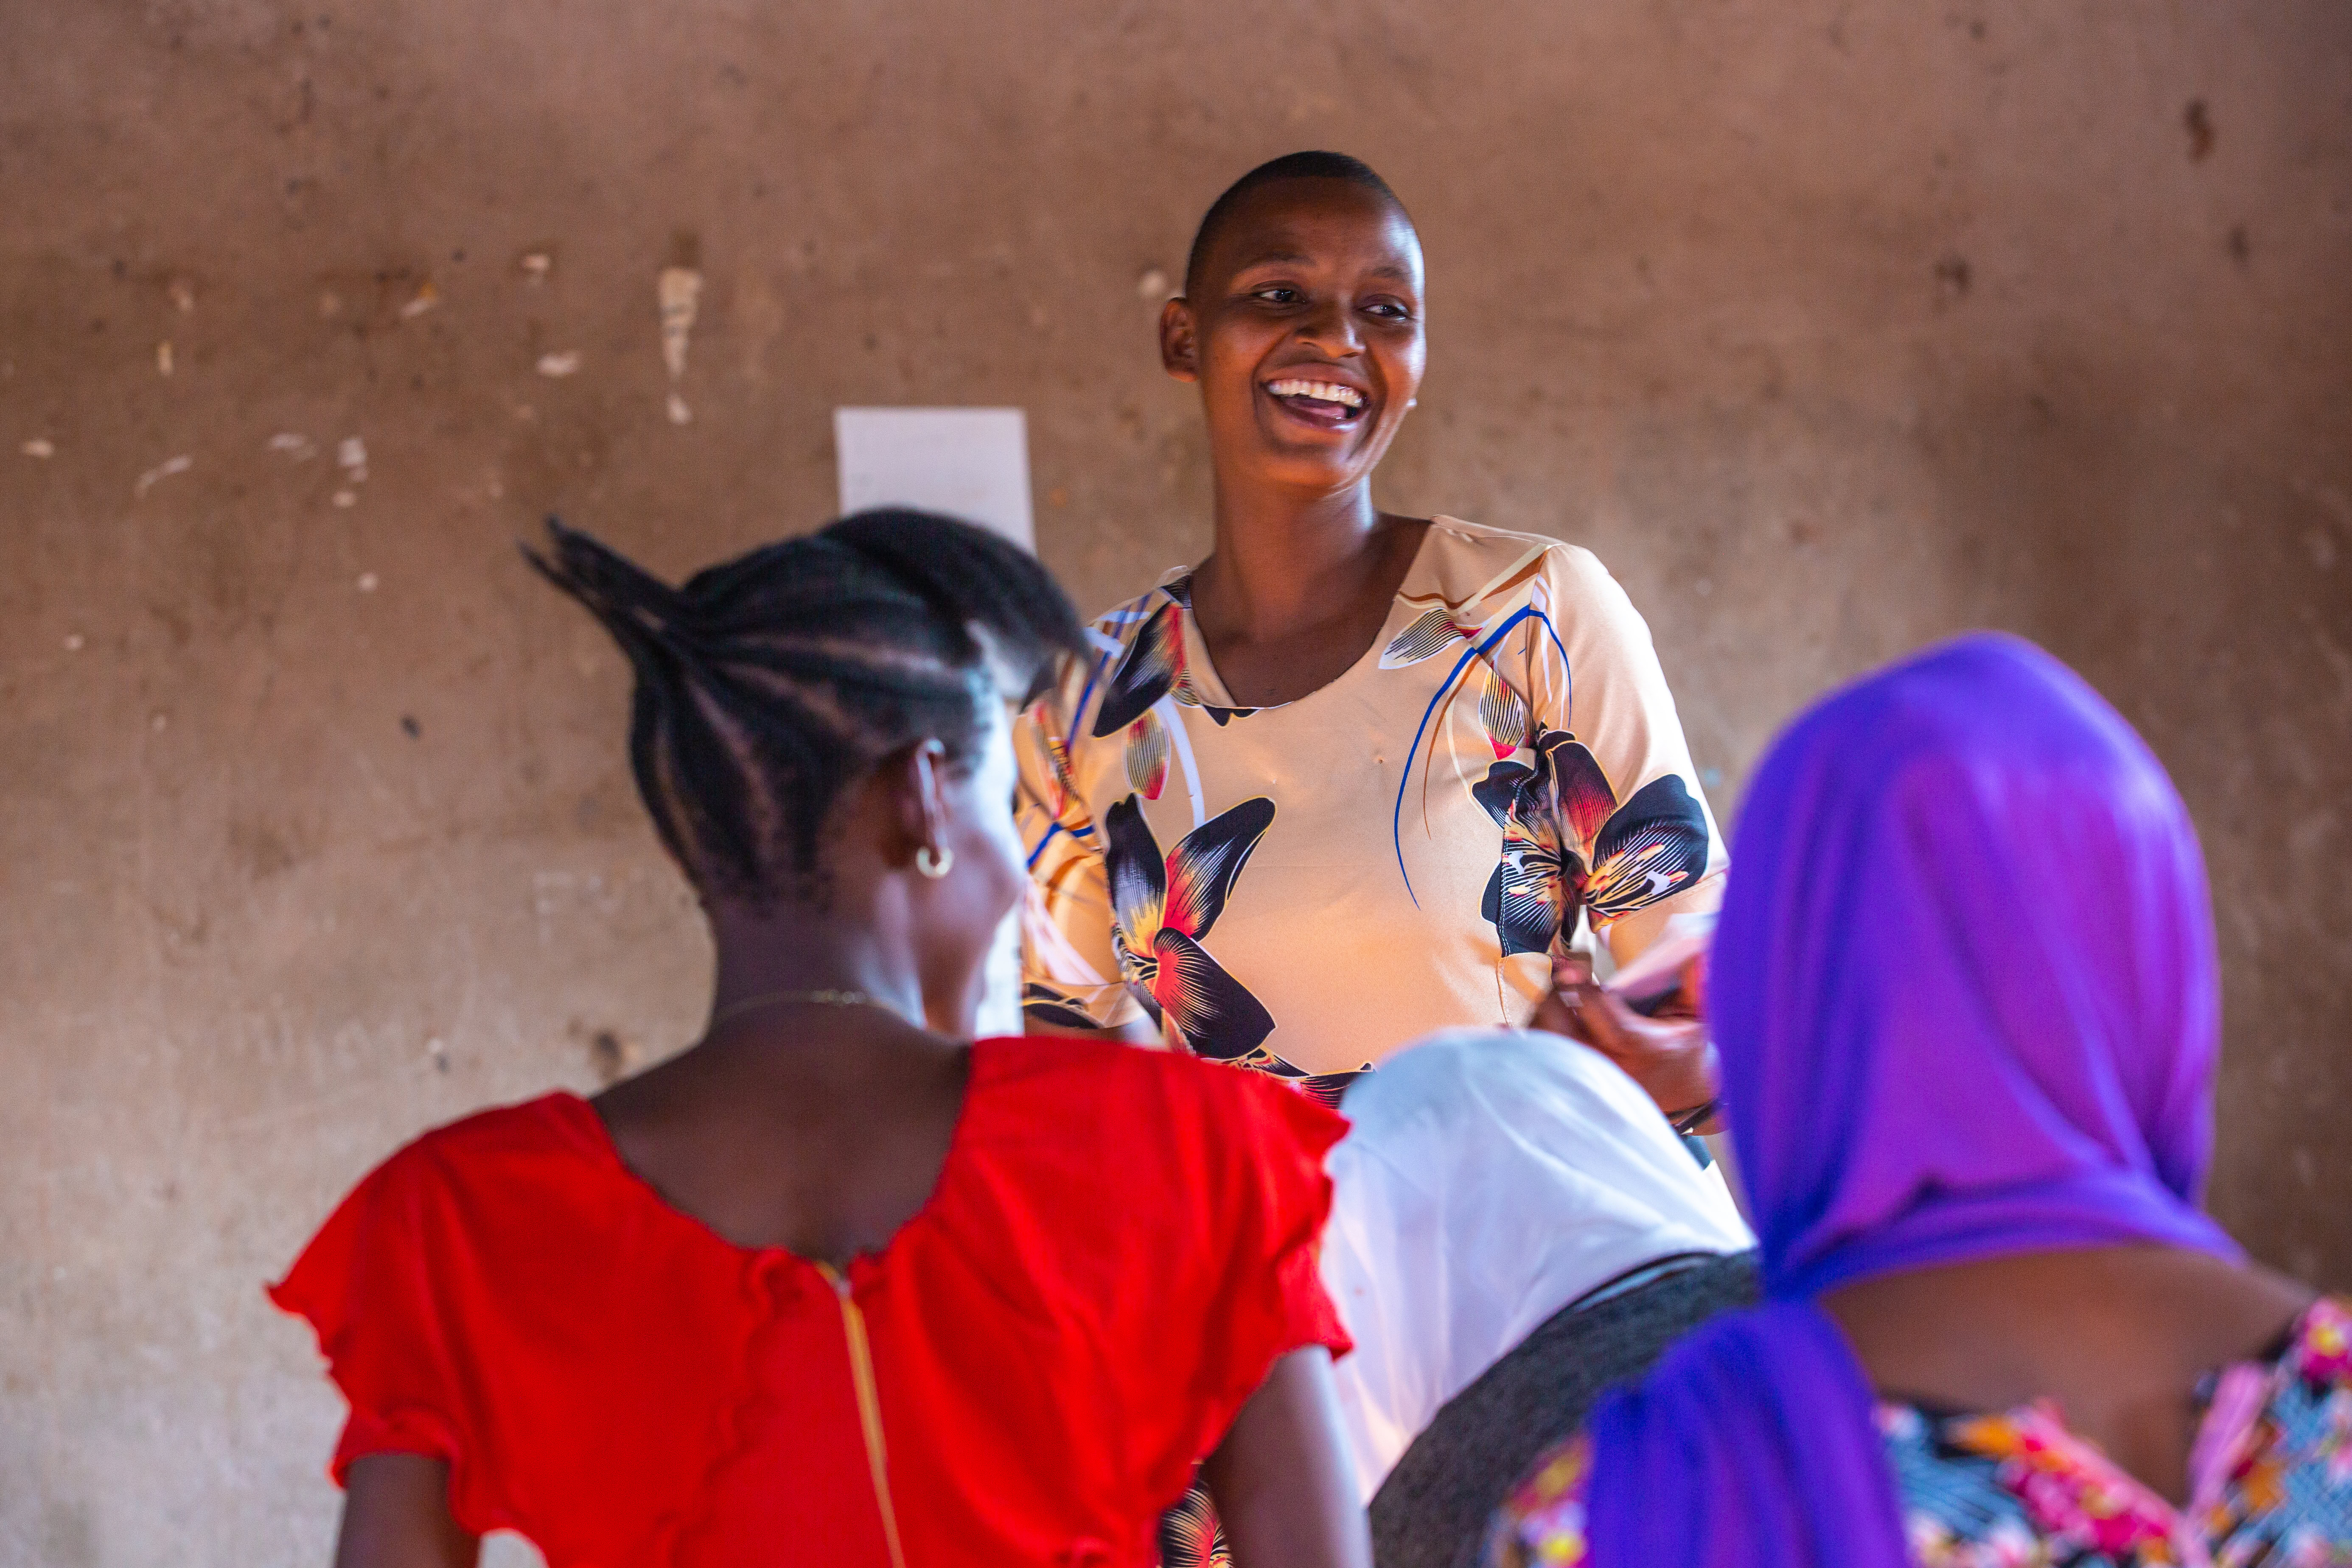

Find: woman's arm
<box><xmin>1205</xmin><ymin>1347</ymin><xmax>1373</xmax><ymax>1568</ymax></box>
<box><xmin>332</xmin><ymin>1455</ymin><xmax>478</xmax><ymax>1568</ymax></box>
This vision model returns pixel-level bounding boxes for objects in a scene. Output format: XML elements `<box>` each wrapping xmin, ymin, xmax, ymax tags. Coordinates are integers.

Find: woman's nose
<box><xmin>1296</xmin><ymin>297</ymin><xmax>1361</xmax><ymax>355</ymax></box>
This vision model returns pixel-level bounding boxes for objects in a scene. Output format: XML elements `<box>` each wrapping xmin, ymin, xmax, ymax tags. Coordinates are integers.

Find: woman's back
<box><xmin>276</xmin><ymin>1036</ymin><xmax>1350</xmax><ymax>1568</ymax></box>
<box><xmin>1496</xmin><ymin>1277</ymin><xmax>2350</xmax><ymax>1568</ymax></box>
<box><xmin>1825</xmin><ymin>1246</ymin><xmax>2315</xmax><ymax>1505</ymax></box>
<box><xmin>275</xmin><ymin>513</ymin><xmax>1372</xmax><ymax>1568</ymax></box>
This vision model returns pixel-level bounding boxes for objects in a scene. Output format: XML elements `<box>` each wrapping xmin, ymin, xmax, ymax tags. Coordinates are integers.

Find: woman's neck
<box><xmin>1189</xmin><ymin>472</ymin><xmax>1428</xmax><ymax>707</ymax></box>
<box><xmin>704</xmin><ymin>899</ymin><xmax>934</xmax><ymax>1040</ymax></box>
<box><xmin>1197</xmin><ymin>477</ymin><xmax>1388</xmax><ymax>640</ymax></box>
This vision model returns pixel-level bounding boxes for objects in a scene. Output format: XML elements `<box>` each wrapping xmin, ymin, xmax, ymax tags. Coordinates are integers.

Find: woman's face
<box><xmin>1163</xmin><ymin>178</ymin><xmax>1427</xmax><ymax>499</ymax></box>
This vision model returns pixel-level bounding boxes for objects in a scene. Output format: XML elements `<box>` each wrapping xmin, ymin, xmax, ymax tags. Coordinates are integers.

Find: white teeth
<box><xmin>1267</xmin><ymin>377</ymin><xmax>1365</xmax><ymax>409</ymax></box>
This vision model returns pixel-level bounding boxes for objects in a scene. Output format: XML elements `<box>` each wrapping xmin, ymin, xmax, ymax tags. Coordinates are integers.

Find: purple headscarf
<box><xmin>1584</xmin><ymin>633</ymin><xmax>2240</xmax><ymax>1568</ymax></box>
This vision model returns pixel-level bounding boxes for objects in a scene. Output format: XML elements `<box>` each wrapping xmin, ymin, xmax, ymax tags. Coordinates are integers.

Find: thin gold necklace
<box><xmin>709</xmin><ymin>988</ymin><xmax>900</xmax><ymax>1027</ymax></box>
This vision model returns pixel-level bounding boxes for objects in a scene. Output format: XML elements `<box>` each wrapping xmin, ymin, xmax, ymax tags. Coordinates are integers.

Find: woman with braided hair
<box><xmin>270</xmin><ymin>511</ymin><xmax>1371</xmax><ymax>1568</ymax></box>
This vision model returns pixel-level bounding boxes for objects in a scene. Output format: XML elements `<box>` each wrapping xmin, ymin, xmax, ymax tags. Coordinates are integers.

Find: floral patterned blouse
<box><xmin>1013</xmin><ymin>516</ymin><xmax>1726</xmax><ymax>1101</ymax></box>
<box><xmin>1486</xmin><ymin>1296</ymin><xmax>2352</xmax><ymax>1568</ymax></box>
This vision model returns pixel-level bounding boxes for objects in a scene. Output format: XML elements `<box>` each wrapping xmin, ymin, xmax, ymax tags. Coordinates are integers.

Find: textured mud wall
<box><xmin>3</xmin><ymin>1</ymin><xmax>2346</xmax><ymax>1561</ymax></box>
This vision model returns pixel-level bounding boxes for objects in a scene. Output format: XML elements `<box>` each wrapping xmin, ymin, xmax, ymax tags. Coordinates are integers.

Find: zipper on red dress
<box><xmin>815</xmin><ymin>1261</ymin><xmax>910</xmax><ymax>1568</ymax></box>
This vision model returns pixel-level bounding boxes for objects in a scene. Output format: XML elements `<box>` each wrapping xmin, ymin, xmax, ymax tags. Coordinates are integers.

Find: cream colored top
<box><xmin>1015</xmin><ymin>516</ymin><xmax>1725</xmax><ymax>1097</ymax></box>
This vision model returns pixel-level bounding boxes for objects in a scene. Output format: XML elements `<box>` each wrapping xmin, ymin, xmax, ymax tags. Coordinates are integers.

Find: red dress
<box><xmin>270</xmin><ymin>1036</ymin><xmax>1350</xmax><ymax>1568</ymax></box>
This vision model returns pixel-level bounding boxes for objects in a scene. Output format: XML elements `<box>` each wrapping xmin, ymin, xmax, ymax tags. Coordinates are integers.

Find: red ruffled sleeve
<box><xmin>268</xmin><ymin>1130</ymin><xmax>505</xmax><ymax>1535</ymax></box>
<box><xmin>1143</xmin><ymin>1059</ymin><xmax>1354</xmax><ymax>1487</ymax></box>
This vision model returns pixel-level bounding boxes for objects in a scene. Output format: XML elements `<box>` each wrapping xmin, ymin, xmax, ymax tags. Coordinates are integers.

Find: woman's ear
<box><xmin>901</xmin><ymin>739</ymin><xmax>952</xmax><ymax>867</ymax></box>
<box><xmin>1160</xmin><ymin>296</ymin><xmax>1200</xmax><ymax>383</ymax></box>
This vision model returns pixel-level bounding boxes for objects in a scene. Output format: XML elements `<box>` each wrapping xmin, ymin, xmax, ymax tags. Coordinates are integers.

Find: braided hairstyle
<box><xmin>527</xmin><ymin>510</ymin><xmax>1084</xmax><ymax>909</ymax></box>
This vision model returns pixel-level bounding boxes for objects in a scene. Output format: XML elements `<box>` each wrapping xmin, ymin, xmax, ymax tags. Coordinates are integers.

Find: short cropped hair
<box><xmin>1183</xmin><ymin>151</ymin><xmax>1411</xmax><ymax>296</ymax></box>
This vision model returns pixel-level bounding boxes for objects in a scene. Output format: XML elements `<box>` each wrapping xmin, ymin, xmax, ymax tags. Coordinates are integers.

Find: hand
<box><xmin>1529</xmin><ymin>953</ymin><xmax>1722</xmax><ymax>1134</ymax></box>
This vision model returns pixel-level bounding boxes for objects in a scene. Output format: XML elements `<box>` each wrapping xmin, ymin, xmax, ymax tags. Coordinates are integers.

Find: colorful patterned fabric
<box><xmin>1015</xmin><ymin>517</ymin><xmax>1725</xmax><ymax>1098</ymax></box>
<box><xmin>1489</xmin><ymin>1298</ymin><xmax>2352</xmax><ymax>1568</ymax></box>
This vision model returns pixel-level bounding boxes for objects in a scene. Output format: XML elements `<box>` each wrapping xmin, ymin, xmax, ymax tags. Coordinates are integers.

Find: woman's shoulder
<box><xmin>1417</xmin><ymin>516</ymin><xmax>1624</xmax><ymax>611</ymax></box>
<box><xmin>373</xmin><ymin>1091</ymin><xmax>598</xmax><ymax>1177</ymax></box>
<box><xmin>268</xmin><ymin>1094</ymin><xmax>617</xmax><ymax>1346</ymax></box>
<box><xmin>978</xmin><ymin>1033</ymin><xmax>1344</xmax><ymax>1111</ymax></box>
<box><xmin>1084</xmin><ymin>567</ymin><xmax>1195</xmax><ymax>643</ymax></box>
<box><xmin>310</xmin><ymin>1093</ymin><xmax>607</xmax><ymax>1234</ymax></box>
<box><xmin>974</xmin><ymin>1036</ymin><xmax>1348</xmax><ymax>1157</ymax></box>
<box><xmin>1875</xmin><ymin>1295</ymin><xmax>2352</xmax><ymax>1567</ymax></box>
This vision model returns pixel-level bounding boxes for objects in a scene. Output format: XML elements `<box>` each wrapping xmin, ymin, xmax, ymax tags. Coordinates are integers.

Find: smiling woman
<box><xmin>1019</xmin><ymin>153</ymin><xmax>1725</xmax><ymax>1096</ymax></box>
<box><xmin>1015</xmin><ymin>154</ymin><xmax>1733</xmax><ymax>1565</ymax></box>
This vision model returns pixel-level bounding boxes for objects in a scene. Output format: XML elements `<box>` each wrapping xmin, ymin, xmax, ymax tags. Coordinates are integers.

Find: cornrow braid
<box><xmin>527</xmin><ymin>510</ymin><xmax>1083</xmax><ymax>909</ymax></box>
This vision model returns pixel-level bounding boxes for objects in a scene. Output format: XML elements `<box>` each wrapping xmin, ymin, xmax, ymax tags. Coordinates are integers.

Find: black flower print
<box><xmin>1584</xmin><ymin>774</ymin><xmax>1710</xmax><ymax>923</ymax></box>
<box><xmin>1092</xmin><ymin>592</ymin><xmax>1261</xmax><ymax>738</ymax></box>
<box><xmin>1104</xmin><ymin>795</ymin><xmax>1278</xmax><ymax>1060</ymax></box>
<box><xmin>1476</xmin><ymin>729</ymin><xmax>1621</xmax><ymax>957</ymax></box>
<box><xmin>1158</xmin><ymin>1482</ymin><xmax>1231</xmax><ymax>1568</ymax></box>
<box><xmin>1019</xmin><ymin>982</ymin><xmax>1099</xmax><ymax>1032</ymax></box>
<box><xmin>1228</xmin><ymin>1050</ymin><xmax>1371</xmax><ymax>1109</ymax></box>
<box><xmin>1094</xmin><ymin>600</ymin><xmax>1186</xmax><ymax>737</ymax></box>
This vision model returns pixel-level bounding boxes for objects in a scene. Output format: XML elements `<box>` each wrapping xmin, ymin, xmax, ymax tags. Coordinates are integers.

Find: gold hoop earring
<box><xmin>914</xmin><ymin>844</ymin><xmax>953</xmax><ymax>879</ymax></box>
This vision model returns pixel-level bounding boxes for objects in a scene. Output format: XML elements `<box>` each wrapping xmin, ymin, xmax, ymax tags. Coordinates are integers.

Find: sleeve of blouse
<box><xmin>1519</xmin><ymin>545</ymin><xmax>1727</xmax><ymax>966</ymax></box>
<box><xmin>1194</xmin><ymin>1072</ymin><xmax>1354</xmax><ymax>1414</ymax></box>
<box><xmin>267</xmin><ymin>1147</ymin><xmax>476</xmax><ymax>1507</ymax></box>
<box><xmin>1013</xmin><ymin>667</ymin><xmax>1149</xmax><ymax>1032</ymax></box>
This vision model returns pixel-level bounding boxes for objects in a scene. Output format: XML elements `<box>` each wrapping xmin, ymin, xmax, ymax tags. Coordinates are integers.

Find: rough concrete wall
<box><xmin>3</xmin><ymin>1</ymin><xmax>2345</xmax><ymax>1561</ymax></box>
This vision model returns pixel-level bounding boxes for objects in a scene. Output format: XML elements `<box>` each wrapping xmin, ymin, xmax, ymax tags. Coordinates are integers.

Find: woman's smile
<box><xmin>1161</xmin><ymin>173</ymin><xmax>1426</xmax><ymax>494</ymax></box>
<box><xmin>1262</xmin><ymin>372</ymin><xmax>1370</xmax><ymax>429</ymax></box>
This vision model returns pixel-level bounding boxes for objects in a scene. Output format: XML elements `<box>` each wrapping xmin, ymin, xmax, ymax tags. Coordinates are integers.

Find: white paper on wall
<box><xmin>833</xmin><ymin>406</ymin><xmax>1034</xmax><ymax>550</ymax></box>
<box><xmin>974</xmin><ymin>908</ymin><xmax>1025</xmax><ymax>1038</ymax></box>
<box><xmin>833</xmin><ymin>407</ymin><xmax>1037</xmax><ymax>1037</ymax></box>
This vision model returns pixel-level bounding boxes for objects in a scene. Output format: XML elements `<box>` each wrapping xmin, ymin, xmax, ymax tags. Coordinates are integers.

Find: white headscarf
<box><xmin>1320</xmin><ymin>1027</ymin><xmax>1754</xmax><ymax>1501</ymax></box>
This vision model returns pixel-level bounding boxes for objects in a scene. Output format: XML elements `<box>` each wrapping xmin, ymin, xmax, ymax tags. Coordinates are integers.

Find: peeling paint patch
<box><xmin>337</xmin><ymin>436</ymin><xmax>367</xmax><ymax>482</ymax></box>
<box><xmin>658</xmin><ymin>265</ymin><xmax>701</xmax><ymax>423</ymax></box>
<box><xmin>398</xmin><ymin>280</ymin><xmax>440</xmax><ymax>319</ymax></box>
<box><xmin>536</xmin><ymin>351</ymin><xmax>581</xmax><ymax>378</ymax></box>
<box><xmin>156</xmin><ymin>341</ymin><xmax>174</xmax><ymax>376</ymax></box>
<box><xmin>266</xmin><ymin>432</ymin><xmax>317</xmax><ymax>460</ymax></box>
<box><xmin>135</xmin><ymin>454</ymin><xmax>193</xmax><ymax>495</ymax></box>
<box><xmin>658</xmin><ymin>266</ymin><xmax>701</xmax><ymax>379</ymax></box>
<box><xmin>21</xmin><ymin>438</ymin><xmax>55</xmax><ymax>458</ymax></box>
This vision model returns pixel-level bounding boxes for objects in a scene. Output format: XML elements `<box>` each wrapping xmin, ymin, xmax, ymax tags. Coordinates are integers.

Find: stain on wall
<box><xmin>2</xmin><ymin>1</ymin><xmax>2346</xmax><ymax>1561</ymax></box>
